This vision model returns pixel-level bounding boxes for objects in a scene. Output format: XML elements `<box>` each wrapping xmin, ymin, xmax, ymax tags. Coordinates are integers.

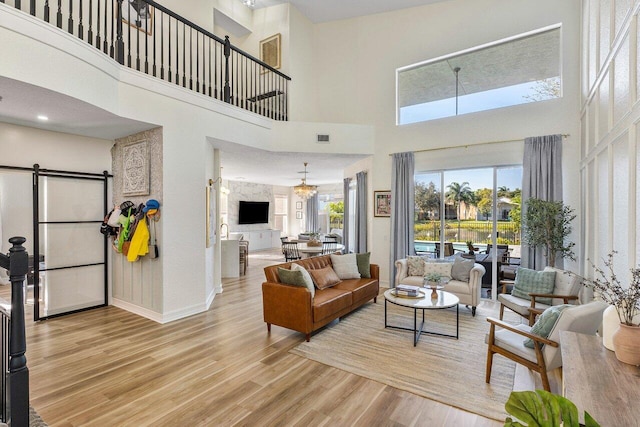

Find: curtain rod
<box><xmin>389</xmin><ymin>134</ymin><xmax>570</xmax><ymax>156</ymax></box>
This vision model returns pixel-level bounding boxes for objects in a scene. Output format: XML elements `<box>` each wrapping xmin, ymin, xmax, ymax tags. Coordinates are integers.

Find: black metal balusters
<box><xmin>67</xmin><ymin>0</ymin><xmax>72</xmax><ymax>33</ymax></box>
<box><xmin>56</xmin><ymin>0</ymin><xmax>61</xmax><ymax>28</ymax></box>
<box><xmin>3</xmin><ymin>0</ymin><xmax>290</xmax><ymax>120</ymax></box>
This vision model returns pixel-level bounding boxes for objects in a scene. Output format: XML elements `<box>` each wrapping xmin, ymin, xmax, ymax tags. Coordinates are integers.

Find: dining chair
<box><xmin>486</xmin><ymin>244</ymin><xmax>510</xmax><ymax>263</ymax></box>
<box><xmin>435</xmin><ymin>242</ymin><xmax>462</xmax><ymax>257</ymax></box>
<box><xmin>485</xmin><ymin>301</ymin><xmax>607</xmax><ymax>391</ymax></box>
<box><xmin>321</xmin><ymin>240</ymin><xmax>338</xmax><ymax>255</ymax></box>
<box><xmin>238</xmin><ymin>240</ymin><xmax>249</xmax><ymax>275</ymax></box>
<box><xmin>282</xmin><ymin>242</ymin><xmax>301</xmax><ymax>262</ymax></box>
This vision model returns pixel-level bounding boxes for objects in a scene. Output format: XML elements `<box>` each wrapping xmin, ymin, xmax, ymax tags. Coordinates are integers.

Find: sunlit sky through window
<box><xmin>400</xmin><ymin>79</ymin><xmax>559</xmax><ymax>125</ymax></box>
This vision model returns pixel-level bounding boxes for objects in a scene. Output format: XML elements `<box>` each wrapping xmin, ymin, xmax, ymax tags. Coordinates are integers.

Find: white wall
<box><xmin>581</xmin><ymin>0</ymin><xmax>640</xmax><ymax>281</ymax></box>
<box><xmin>0</xmin><ymin>122</ymin><xmax>113</xmax><ymax>254</ymax></box>
<box><xmin>309</xmin><ymin>0</ymin><xmax>582</xmax><ymax>282</ymax></box>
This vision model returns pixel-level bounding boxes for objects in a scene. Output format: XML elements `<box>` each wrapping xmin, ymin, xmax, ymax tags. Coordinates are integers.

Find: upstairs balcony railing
<box><xmin>2</xmin><ymin>0</ymin><xmax>291</xmax><ymax>120</ymax></box>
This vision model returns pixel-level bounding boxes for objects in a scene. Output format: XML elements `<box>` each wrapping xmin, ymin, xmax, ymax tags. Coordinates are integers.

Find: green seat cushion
<box><xmin>524</xmin><ymin>304</ymin><xmax>572</xmax><ymax>348</ymax></box>
<box><xmin>512</xmin><ymin>267</ymin><xmax>556</xmax><ymax>304</ymax></box>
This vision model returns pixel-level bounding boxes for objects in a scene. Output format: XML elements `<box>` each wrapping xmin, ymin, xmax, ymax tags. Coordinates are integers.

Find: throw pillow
<box><xmin>330</xmin><ymin>253</ymin><xmax>361</xmax><ymax>279</ymax></box>
<box><xmin>512</xmin><ymin>268</ymin><xmax>556</xmax><ymax>304</ymax></box>
<box><xmin>278</xmin><ymin>267</ymin><xmax>308</xmax><ymax>289</ymax></box>
<box><xmin>291</xmin><ymin>263</ymin><xmax>315</xmax><ymax>298</ymax></box>
<box><xmin>543</xmin><ymin>266</ymin><xmax>581</xmax><ymax>304</ymax></box>
<box><xmin>451</xmin><ymin>256</ymin><xmax>475</xmax><ymax>282</ymax></box>
<box><xmin>356</xmin><ymin>252</ymin><xmax>371</xmax><ymax>278</ymax></box>
<box><xmin>308</xmin><ymin>265</ymin><xmax>342</xmax><ymax>290</ymax></box>
<box><xmin>523</xmin><ymin>304</ymin><xmax>572</xmax><ymax>348</ymax></box>
<box><xmin>423</xmin><ymin>261</ymin><xmax>453</xmax><ymax>280</ymax></box>
<box><xmin>407</xmin><ymin>256</ymin><xmax>425</xmax><ymax>276</ymax></box>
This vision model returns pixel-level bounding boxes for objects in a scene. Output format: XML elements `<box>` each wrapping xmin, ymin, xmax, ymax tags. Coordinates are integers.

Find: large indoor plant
<box><xmin>504</xmin><ymin>390</ymin><xmax>599</xmax><ymax>427</ymax></box>
<box><xmin>583</xmin><ymin>252</ymin><xmax>640</xmax><ymax>365</ymax></box>
<box><xmin>522</xmin><ymin>198</ymin><xmax>576</xmax><ymax>267</ymax></box>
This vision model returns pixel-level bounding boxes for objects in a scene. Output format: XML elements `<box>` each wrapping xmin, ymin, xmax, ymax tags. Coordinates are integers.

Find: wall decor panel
<box><xmin>600</xmin><ymin>0</ymin><xmax>612</xmax><ymax>66</ymax></box>
<box><xmin>613</xmin><ymin>36</ymin><xmax>631</xmax><ymax>125</ymax></box>
<box><xmin>597</xmin><ymin>150</ymin><xmax>610</xmax><ymax>260</ymax></box>
<box><xmin>598</xmin><ymin>70</ymin><xmax>611</xmax><ymax>141</ymax></box>
<box><xmin>612</xmin><ymin>134</ymin><xmax>630</xmax><ymax>277</ymax></box>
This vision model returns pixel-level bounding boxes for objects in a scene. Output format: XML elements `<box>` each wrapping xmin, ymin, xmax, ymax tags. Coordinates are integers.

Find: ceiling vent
<box><xmin>316</xmin><ymin>134</ymin><xmax>330</xmax><ymax>144</ymax></box>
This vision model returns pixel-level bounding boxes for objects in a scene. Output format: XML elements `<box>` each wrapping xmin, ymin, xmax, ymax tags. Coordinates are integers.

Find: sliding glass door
<box><xmin>415</xmin><ymin>165</ymin><xmax>522</xmax><ymax>299</ymax></box>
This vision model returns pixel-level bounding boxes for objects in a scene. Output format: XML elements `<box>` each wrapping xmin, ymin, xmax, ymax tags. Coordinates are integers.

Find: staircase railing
<box><xmin>2</xmin><ymin>0</ymin><xmax>291</xmax><ymax>120</ymax></box>
<box><xmin>0</xmin><ymin>237</ymin><xmax>29</xmax><ymax>426</ymax></box>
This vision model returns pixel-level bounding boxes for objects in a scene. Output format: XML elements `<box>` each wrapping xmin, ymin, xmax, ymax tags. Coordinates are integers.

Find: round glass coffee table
<box><xmin>383</xmin><ymin>288</ymin><xmax>460</xmax><ymax>346</ymax></box>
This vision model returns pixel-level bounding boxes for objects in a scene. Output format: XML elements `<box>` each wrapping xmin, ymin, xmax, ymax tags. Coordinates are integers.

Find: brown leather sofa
<box><xmin>262</xmin><ymin>254</ymin><xmax>379</xmax><ymax>341</ymax></box>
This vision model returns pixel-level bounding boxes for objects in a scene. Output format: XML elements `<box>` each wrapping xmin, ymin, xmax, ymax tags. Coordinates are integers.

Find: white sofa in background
<box><xmin>394</xmin><ymin>257</ymin><xmax>485</xmax><ymax>316</ymax></box>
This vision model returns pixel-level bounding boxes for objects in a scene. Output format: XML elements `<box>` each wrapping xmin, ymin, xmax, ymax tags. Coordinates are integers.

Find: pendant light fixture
<box><xmin>293</xmin><ymin>162</ymin><xmax>318</xmax><ymax>199</ymax></box>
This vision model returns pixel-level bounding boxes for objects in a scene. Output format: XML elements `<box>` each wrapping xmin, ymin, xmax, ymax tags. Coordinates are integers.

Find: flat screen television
<box><xmin>238</xmin><ymin>201</ymin><xmax>269</xmax><ymax>224</ymax></box>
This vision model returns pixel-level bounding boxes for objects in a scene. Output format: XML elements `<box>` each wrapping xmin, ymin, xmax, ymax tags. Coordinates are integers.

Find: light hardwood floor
<box><xmin>11</xmin><ymin>250</ymin><xmax>504</xmax><ymax>426</ymax></box>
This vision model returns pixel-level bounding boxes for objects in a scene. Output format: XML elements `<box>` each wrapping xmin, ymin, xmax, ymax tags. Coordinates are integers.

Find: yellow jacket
<box><xmin>127</xmin><ymin>216</ymin><xmax>149</xmax><ymax>262</ymax></box>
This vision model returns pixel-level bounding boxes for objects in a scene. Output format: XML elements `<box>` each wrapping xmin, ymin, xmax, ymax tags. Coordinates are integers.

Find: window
<box><xmin>397</xmin><ymin>25</ymin><xmax>561</xmax><ymax>125</ymax></box>
<box><xmin>274</xmin><ymin>195</ymin><xmax>288</xmax><ymax>234</ymax></box>
<box><xmin>414</xmin><ymin>166</ymin><xmax>522</xmax><ymax>299</ymax></box>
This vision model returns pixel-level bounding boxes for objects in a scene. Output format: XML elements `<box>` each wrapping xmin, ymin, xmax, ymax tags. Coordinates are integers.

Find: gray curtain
<box><xmin>522</xmin><ymin>134</ymin><xmax>563</xmax><ymax>270</ymax></box>
<box><xmin>305</xmin><ymin>193</ymin><xmax>319</xmax><ymax>233</ymax></box>
<box><xmin>343</xmin><ymin>177</ymin><xmax>351</xmax><ymax>252</ymax></box>
<box><xmin>355</xmin><ymin>171</ymin><xmax>367</xmax><ymax>253</ymax></box>
<box><xmin>390</xmin><ymin>152</ymin><xmax>415</xmax><ymax>287</ymax></box>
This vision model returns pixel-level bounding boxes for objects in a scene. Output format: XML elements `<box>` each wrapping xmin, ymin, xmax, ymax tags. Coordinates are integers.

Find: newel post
<box><xmin>223</xmin><ymin>35</ymin><xmax>231</xmax><ymax>103</ymax></box>
<box><xmin>5</xmin><ymin>237</ymin><xmax>29</xmax><ymax>426</ymax></box>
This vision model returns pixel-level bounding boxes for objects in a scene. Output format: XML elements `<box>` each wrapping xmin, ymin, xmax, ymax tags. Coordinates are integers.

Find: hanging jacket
<box><xmin>127</xmin><ymin>215</ymin><xmax>150</xmax><ymax>262</ymax></box>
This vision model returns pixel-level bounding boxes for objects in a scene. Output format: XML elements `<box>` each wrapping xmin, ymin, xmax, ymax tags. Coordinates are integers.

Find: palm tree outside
<box><xmin>446</xmin><ymin>181</ymin><xmax>473</xmax><ymax>240</ymax></box>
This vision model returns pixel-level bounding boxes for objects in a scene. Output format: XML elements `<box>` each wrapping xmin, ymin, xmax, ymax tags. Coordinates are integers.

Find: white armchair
<box><xmin>486</xmin><ymin>301</ymin><xmax>607</xmax><ymax>391</ymax></box>
<box><xmin>498</xmin><ymin>266</ymin><xmax>582</xmax><ymax>326</ymax></box>
<box><xmin>395</xmin><ymin>257</ymin><xmax>485</xmax><ymax>316</ymax></box>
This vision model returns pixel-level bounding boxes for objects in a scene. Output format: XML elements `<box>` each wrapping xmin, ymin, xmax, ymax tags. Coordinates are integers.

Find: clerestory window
<box><xmin>397</xmin><ymin>25</ymin><xmax>562</xmax><ymax>125</ymax></box>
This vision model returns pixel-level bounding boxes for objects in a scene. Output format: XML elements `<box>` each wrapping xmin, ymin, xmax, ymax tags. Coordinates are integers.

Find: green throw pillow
<box><xmin>291</xmin><ymin>263</ymin><xmax>315</xmax><ymax>298</ymax></box>
<box><xmin>278</xmin><ymin>267</ymin><xmax>315</xmax><ymax>297</ymax></box>
<box><xmin>512</xmin><ymin>268</ymin><xmax>556</xmax><ymax>304</ymax></box>
<box><xmin>524</xmin><ymin>304</ymin><xmax>571</xmax><ymax>348</ymax></box>
<box><xmin>356</xmin><ymin>252</ymin><xmax>371</xmax><ymax>278</ymax></box>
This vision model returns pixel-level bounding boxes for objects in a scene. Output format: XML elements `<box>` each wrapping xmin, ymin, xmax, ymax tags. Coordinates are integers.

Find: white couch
<box><xmin>395</xmin><ymin>257</ymin><xmax>485</xmax><ymax>316</ymax></box>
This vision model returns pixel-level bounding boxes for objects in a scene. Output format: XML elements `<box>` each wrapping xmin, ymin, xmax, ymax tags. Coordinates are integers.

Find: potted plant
<box><xmin>583</xmin><ymin>251</ymin><xmax>640</xmax><ymax>365</ymax></box>
<box><xmin>522</xmin><ymin>198</ymin><xmax>576</xmax><ymax>267</ymax></box>
<box><xmin>504</xmin><ymin>390</ymin><xmax>600</xmax><ymax>426</ymax></box>
<box><xmin>466</xmin><ymin>240</ymin><xmax>476</xmax><ymax>255</ymax></box>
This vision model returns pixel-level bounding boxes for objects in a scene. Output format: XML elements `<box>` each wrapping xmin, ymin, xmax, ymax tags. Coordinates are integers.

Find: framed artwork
<box><xmin>260</xmin><ymin>33</ymin><xmax>281</xmax><ymax>70</ymax></box>
<box><xmin>296</xmin><ymin>201</ymin><xmax>302</xmax><ymax>210</ymax></box>
<box><xmin>296</xmin><ymin>211</ymin><xmax>303</xmax><ymax>219</ymax></box>
<box><xmin>121</xmin><ymin>0</ymin><xmax>154</xmax><ymax>35</ymax></box>
<box><xmin>122</xmin><ymin>139</ymin><xmax>150</xmax><ymax>196</ymax></box>
<box><xmin>374</xmin><ymin>191</ymin><xmax>391</xmax><ymax>217</ymax></box>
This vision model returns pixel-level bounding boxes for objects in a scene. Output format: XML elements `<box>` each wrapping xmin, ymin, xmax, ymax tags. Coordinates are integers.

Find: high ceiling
<box><xmin>254</xmin><ymin>0</ymin><xmax>447</xmax><ymax>23</ymax></box>
<box><xmin>0</xmin><ymin>2</ymin><xmax>446</xmax><ymax>186</ymax></box>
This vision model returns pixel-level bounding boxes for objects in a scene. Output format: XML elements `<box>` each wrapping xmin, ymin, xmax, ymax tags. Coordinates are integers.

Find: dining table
<box><xmin>296</xmin><ymin>242</ymin><xmax>345</xmax><ymax>257</ymax></box>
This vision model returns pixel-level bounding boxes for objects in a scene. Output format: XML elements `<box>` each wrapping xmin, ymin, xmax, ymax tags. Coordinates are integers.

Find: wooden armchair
<box><xmin>486</xmin><ymin>301</ymin><xmax>607</xmax><ymax>391</ymax></box>
<box><xmin>498</xmin><ymin>266</ymin><xmax>582</xmax><ymax>326</ymax></box>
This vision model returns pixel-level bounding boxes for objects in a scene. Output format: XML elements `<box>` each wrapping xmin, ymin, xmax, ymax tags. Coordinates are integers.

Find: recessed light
<box><xmin>37</xmin><ymin>115</ymin><xmax>49</xmax><ymax>121</ymax></box>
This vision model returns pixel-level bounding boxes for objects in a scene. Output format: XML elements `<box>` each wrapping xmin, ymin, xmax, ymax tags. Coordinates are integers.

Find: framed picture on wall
<box><xmin>374</xmin><ymin>191</ymin><xmax>391</xmax><ymax>217</ymax></box>
<box><xmin>296</xmin><ymin>211</ymin><xmax>303</xmax><ymax>219</ymax></box>
<box><xmin>296</xmin><ymin>201</ymin><xmax>303</xmax><ymax>210</ymax></box>
<box><xmin>260</xmin><ymin>33</ymin><xmax>281</xmax><ymax>70</ymax></box>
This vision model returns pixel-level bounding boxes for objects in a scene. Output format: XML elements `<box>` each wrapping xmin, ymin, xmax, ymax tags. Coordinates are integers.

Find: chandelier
<box><xmin>293</xmin><ymin>162</ymin><xmax>317</xmax><ymax>200</ymax></box>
